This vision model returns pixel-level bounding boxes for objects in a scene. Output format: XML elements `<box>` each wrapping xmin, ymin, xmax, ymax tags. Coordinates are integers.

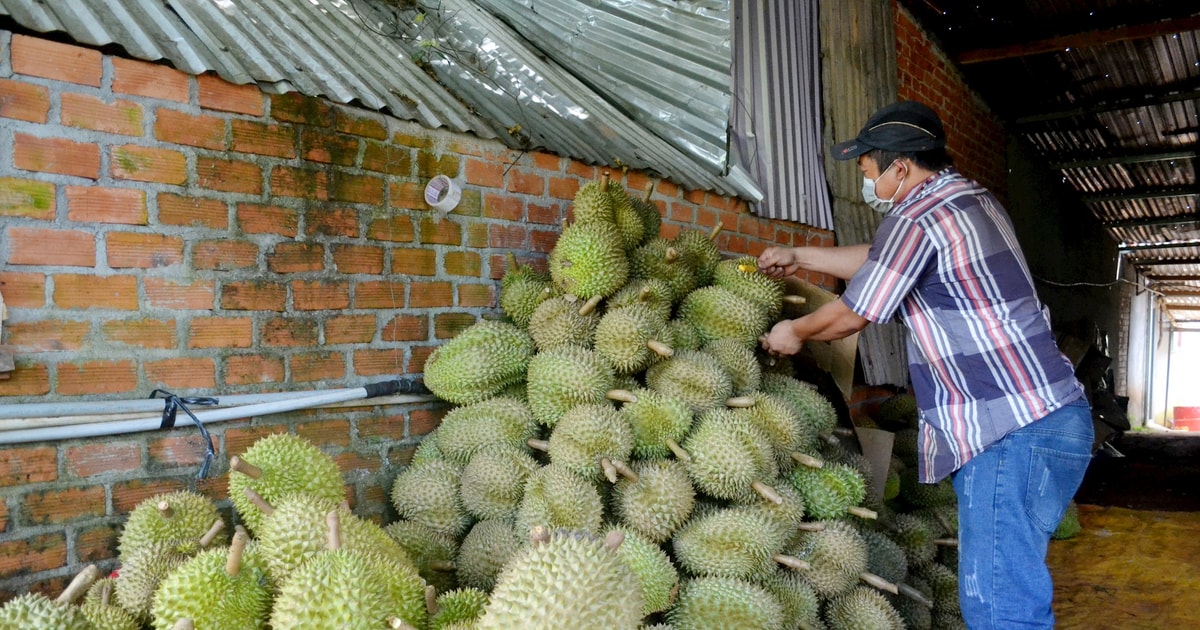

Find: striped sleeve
<box><xmin>841</xmin><ymin>214</ymin><xmax>936</xmax><ymax>324</ymax></box>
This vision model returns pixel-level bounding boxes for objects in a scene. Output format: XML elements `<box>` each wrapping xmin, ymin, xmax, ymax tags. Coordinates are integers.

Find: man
<box><xmin>759</xmin><ymin>101</ymin><xmax>1093</xmax><ymax>629</ymax></box>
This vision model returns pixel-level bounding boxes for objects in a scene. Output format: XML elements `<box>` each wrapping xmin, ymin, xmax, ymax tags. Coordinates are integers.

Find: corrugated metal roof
<box><xmin>0</xmin><ymin>0</ymin><xmax>763</xmax><ymax>199</ymax></box>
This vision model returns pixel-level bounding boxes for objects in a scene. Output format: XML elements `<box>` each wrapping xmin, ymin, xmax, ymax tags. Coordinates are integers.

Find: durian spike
<box><xmin>526</xmin><ymin>438</ymin><xmax>550</xmax><ymax>452</ymax></box>
<box><xmin>642</xmin><ymin>180</ymin><xmax>656</xmax><ymax>203</ymax></box>
<box><xmin>603</xmin><ymin>529</ymin><xmax>625</xmax><ymax>552</ymax></box>
<box><xmin>859</xmin><ymin>571</ymin><xmax>900</xmax><ymax>595</ymax></box>
<box><xmin>897</xmin><ymin>582</ymin><xmax>935</xmax><ymax>608</ymax></box>
<box><xmin>772</xmin><ymin>554</ymin><xmax>811</xmax><ymax>572</ymax></box>
<box><xmin>610</xmin><ymin>459</ymin><xmax>639</xmax><ymax>483</ymax></box>
<box><xmin>430</xmin><ymin>560</ymin><xmax>456</xmax><ymax>572</ymax></box>
<box><xmin>157</xmin><ymin>500</ymin><xmax>175</xmax><ymax>520</ymax></box>
<box><xmin>606</xmin><ymin>389</ymin><xmax>639</xmax><ymax>404</ymax></box>
<box><xmin>664</xmin><ymin>247</ymin><xmax>680</xmax><ymax>263</ymax></box>
<box><xmin>751</xmin><ymin>480</ymin><xmax>785</xmax><ymax>505</ymax></box>
<box><xmin>199</xmin><ymin>518</ymin><xmax>226</xmax><ymax>548</ymax></box>
<box><xmin>225</xmin><ymin>529</ymin><xmax>249</xmax><ymax>577</ymax></box>
<box><xmin>529</xmin><ymin>525</ymin><xmax>551</xmax><ymax>546</ymax></box>
<box><xmin>934</xmin><ymin>537</ymin><xmax>959</xmax><ymax>547</ymax></box>
<box><xmin>848</xmin><ymin>506</ymin><xmax>878</xmax><ymax>520</ymax></box>
<box><xmin>229</xmin><ymin>455</ymin><xmax>262</xmax><ymax>479</ymax></box>
<box><xmin>578</xmin><ymin>295</ymin><xmax>603</xmax><ymax>316</ymax></box>
<box><xmin>56</xmin><ymin>564</ymin><xmax>99</xmax><ymax>605</ymax></box>
<box><xmin>646</xmin><ymin>339</ymin><xmax>674</xmax><ymax>358</ymax></box>
<box><xmin>425</xmin><ymin>584</ymin><xmax>438</xmax><ymax>616</ymax></box>
<box><xmin>173</xmin><ymin>620</ymin><xmax>195</xmax><ymax>630</ymax></box>
<box><xmin>326</xmin><ymin>510</ymin><xmax>342</xmax><ymax>551</ymax></box>
<box><xmin>243</xmin><ymin>488</ymin><xmax>274</xmax><ymax>516</ymax></box>
<box><xmin>388</xmin><ymin>618</ymin><xmax>419</xmax><ymax>630</ymax></box>
<box><xmin>725</xmin><ymin>396</ymin><xmax>756</xmax><ymax>408</ymax></box>
<box><xmin>708</xmin><ymin>221</ymin><xmax>724</xmax><ymax>241</ymax></box>
<box><xmin>601</xmin><ymin>458</ymin><xmax>620</xmax><ymax>484</ymax></box>
<box><xmin>665</xmin><ymin>439</ymin><xmax>691</xmax><ymax>462</ymax></box>
<box><xmin>790</xmin><ymin>452</ymin><xmax>824</xmax><ymax>469</ymax></box>
<box><xmin>782</xmin><ymin>295</ymin><xmax>808</xmax><ymax>305</ymax></box>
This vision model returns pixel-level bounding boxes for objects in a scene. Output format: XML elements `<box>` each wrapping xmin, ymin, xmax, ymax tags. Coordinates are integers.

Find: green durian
<box><xmin>391</xmin><ymin>460</ymin><xmax>471</xmax><ymax>538</ymax></box>
<box><xmin>677</xmin><ymin>286</ymin><xmax>769</xmax><ymax>348</ymax></box>
<box><xmin>526</xmin><ymin>345</ymin><xmax>615</xmax><ymax>427</ymax></box>
<box><xmin>423</xmin><ymin>319</ymin><xmax>535</xmax><ymax>405</ymax></box>
<box><xmin>645</xmin><ymin>350</ymin><xmax>733</xmax><ymax>415</ymax></box>
<box><xmin>549</xmin><ymin>221</ymin><xmax>629</xmax><ymax>299</ymax></box>
<box><xmin>384</xmin><ymin>520</ymin><xmax>458</xmax><ymax>594</ymax></box>
<box><xmin>683</xmin><ymin>409</ymin><xmax>780</xmax><ymax>503</ymax></box>
<box><xmin>629</xmin><ymin>238</ymin><xmax>696</xmax><ymax>302</ymax></box>
<box><xmin>514</xmin><ymin>464</ymin><xmax>604</xmax><ymax>538</ymax></box>
<box><xmin>227</xmin><ymin>432</ymin><xmax>346</xmax><ymax>535</ymax></box>
<box><xmin>594</xmin><ymin>304</ymin><xmax>673</xmax><ymax>374</ymax></box>
<box><xmin>115</xmin><ymin>543</ymin><xmax>189</xmax><ymax>623</ymax></box>
<box><xmin>527</xmin><ymin>294</ymin><xmax>600</xmax><ymax>351</ymax></box>
<box><xmin>1052</xmin><ymin>501</ymin><xmax>1082</xmax><ymax>540</ymax></box>
<box><xmin>787</xmin><ymin>462</ymin><xmax>868</xmax><ymax>521</ymax></box>
<box><xmin>702</xmin><ymin>338</ymin><xmax>762</xmax><ymax>395</ymax></box>
<box><xmin>605</xmin><ymin>525</ymin><xmax>678</xmax><ymax>616</ymax></box>
<box><xmin>460</xmin><ymin>445</ymin><xmax>539</xmax><ymax>520</ymax></box>
<box><xmin>712</xmin><ymin>256</ymin><xmax>787</xmax><ymax>320</ymax></box>
<box><xmin>763</xmin><ymin>567</ymin><xmax>823</xmax><ymax>630</ymax></box>
<box><xmin>150</xmin><ymin>531</ymin><xmax>272</xmax><ymax>630</ymax></box>
<box><xmin>435</xmin><ymin>396</ymin><xmax>538</xmax><ymax>465</ymax></box>
<box><xmin>546</xmin><ymin>403</ymin><xmax>636</xmax><ymax>483</ymax></box>
<box><xmin>611</xmin><ymin>388</ymin><xmax>693</xmax><ymax>460</ymax></box>
<box><xmin>824</xmin><ymin>586</ymin><xmax>906</xmax><ymax>630</ymax></box>
<box><xmin>760</xmin><ymin>373</ymin><xmax>839</xmax><ymax>439</ymax></box>
<box><xmin>607</xmin><ymin>278</ymin><xmax>673</xmax><ymax>321</ymax></box>
<box><xmin>612</xmin><ymin>459</ymin><xmax>695</xmax><ymax>544</ymax></box>
<box><xmin>499</xmin><ymin>252</ymin><xmax>553</xmax><ymax>328</ymax></box>
<box><xmin>672</xmin><ymin>506</ymin><xmax>784</xmax><ymax>580</ymax></box>
<box><xmin>785</xmin><ymin>520</ymin><xmax>870</xmax><ymax>598</ymax></box>
<box><xmin>430</xmin><ymin>588</ymin><xmax>489</xmax><ymax>630</ymax></box>
<box><xmin>672</xmin><ymin>228</ymin><xmax>722</xmax><ymax>286</ymax></box>
<box><xmin>118</xmin><ymin>490</ymin><xmax>225</xmax><ymax>557</ymax></box>
<box><xmin>456</xmin><ymin>519</ymin><xmax>522</xmax><ymax>592</ymax></box>
<box><xmin>0</xmin><ymin>565</ymin><xmax>98</xmax><ymax>630</ymax></box>
<box><xmin>667</xmin><ymin>576</ymin><xmax>785</xmax><ymax>630</ymax></box>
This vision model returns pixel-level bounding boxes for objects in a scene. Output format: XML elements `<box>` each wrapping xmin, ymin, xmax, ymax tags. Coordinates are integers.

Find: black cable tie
<box><xmin>150</xmin><ymin>390</ymin><xmax>218</xmax><ymax>479</ymax></box>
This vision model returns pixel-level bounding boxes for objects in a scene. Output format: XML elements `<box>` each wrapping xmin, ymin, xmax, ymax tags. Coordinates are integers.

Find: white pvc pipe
<box><xmin>0</xmin><ymin>387</ymin><xmax>359</xmax><ymax>420</ymax></box>
<box><xmin>0</xmin><ymin>387</ymin><xmax>436</xmax><ymax>445</ymax></box>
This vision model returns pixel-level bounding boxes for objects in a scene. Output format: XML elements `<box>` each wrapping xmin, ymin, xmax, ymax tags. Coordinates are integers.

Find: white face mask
<box><xmin>861</xmin><ymin>160</ymin><xmax>905</xmax><ymax>213</ymax></box>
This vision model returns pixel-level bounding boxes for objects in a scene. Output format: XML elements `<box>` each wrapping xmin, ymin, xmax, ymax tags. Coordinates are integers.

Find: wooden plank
<box><xmin>958</xmin><ymin>14</ymin><xmax>1200</xmax><ymax>65</ymax></box>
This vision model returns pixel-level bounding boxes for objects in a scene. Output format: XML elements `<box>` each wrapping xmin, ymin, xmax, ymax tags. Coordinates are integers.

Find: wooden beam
<box><xmin>958</xmin><ymin>14</ymin><xmax>1200</xmax><ymax>65</ymax></box>
<box><xmin>1083</xmin><ymin>186</ymin><xmax>1199</xmax><ymax>204</ymax></box>
<box><xmin>1146</xmin><ymin>274</ymin><xmax>1200</xmax><ymax>282</ymax></box>
<box><xmin>1128</xmin><ymin>256</ymin><xmax>1200</xmax><ymax>266</ymax></box>
<box><xmin>1051</xmin><ymin>150</ymin><xmax>1198</xmax><ymax>170</ymax></box>
<box><xmin>1016</xmin><ymin>84</ymin><xmax>1200</xmax><ymax>124</ymax></box>
<box><xmin>1103</xmin><ymin>214</ymin><xmax>1200</xmax><ymax>230</ymax></box>
<box><xmin>1120</xmin><ymin>240</ymin><xmax>1200</xmax><ymax>252</ymax></box>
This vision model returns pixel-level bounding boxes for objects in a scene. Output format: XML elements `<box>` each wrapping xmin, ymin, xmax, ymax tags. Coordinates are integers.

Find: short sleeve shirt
<box><xmin>841</xmin><ymin>168</ymin><xmax>1083</xmax><ymax>482</ymax></box>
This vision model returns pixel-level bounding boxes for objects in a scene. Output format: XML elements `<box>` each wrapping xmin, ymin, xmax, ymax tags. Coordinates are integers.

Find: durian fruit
<box><xmin>514</xmin><ymin>463</ymin><xmax>604</xmax><ymax>538</ymax></box>
<box><xmin>783</xmin><ymin>520</ymin><xmax>872</xmax><ymax>599</ymax></box>
<box><xmin>594</xmin><ymin>304</ymin><xmax>674</xmax><ymax>374</ymax></box>
<box><xmin>884</xmin><ymin>512</ymin><xmax>937</xmax><ymax>566</ymax></box>
<box><xmin>672</xmin><ymin>506</ymin><xmax>786</xmax><ymax>580</ymax></box>
<box><xmin>787</xmin><ymin>462</ymin><xmax>873</xmax><ymax>521</ymax></box>
<box><xmin>612</xmin><ymin>458</ymin><xmax>695</xmax><ymax>544</ymax></box>
<box><xmin>702</xmin><ymin>338</ymin><xmax>761</xmax><ymax>395</ymax></box>
<box><xmin>898</xmin><ymin>468</ymin><xmax>957</xmax><ymax>508</ymax></box>
<box><xmin>712</xmin><ymin>256</ymin><xmax>787</xmax><ymax>320</ymax></box>
<box><xmin>545</xmin><ymin>403</ymin><xmax>636</xmax><ymax>483</ymax></box>
<box><xmin>227</xmin><ymin>432</ymin><xmax>345</xmax><ymax>535</ymax></box>
<box><xmin>912</xmin><ymin>561</ymin><xmax>960</xmax><ymax>619</ymax></box>
<box><xmin>572</xmin><ymin>174</ymin><xmax>617</xmax><ymax>225</ymax></box>
<box><xmin>607</xmin><ymin>278</ymin><xmax>673</xmax><ymax>322</ymax></box>
<box><xmin>629</xmin><ymin>238</ymin><xmax>695</xmax><ymax>302</ymax></box>
<box><xmin>526</xmin><ymin>345</ymin><xmax>615</xmax><ymax>428</ymax></box>
<box><xmin>384</xmin><ymin>520</ymin><xmax>459</xmax><ymax>594</ymax></box>
<box><xmin>80</xmin><ymin>579</ymin><xmax>140</xmax><ymax>630</ymax></box>
<box><xmin>672</xmin><ymin>226</ymin><xmax>722</xmax><ymax>287</ymax></box>
<box><xmin>760</xmin><ymin>373</ymin><xmax>838</xmax><ymax>440</ymax></box>
<box><xmin>892</xmin><ymin>427</ymin><xmax>920</xmax><ymax>468</ymax></box>
<box><xmin>391</xmin><ymin>459</ymin><xmax>471</xmax><ymax>539</ymax></box>
<box><xmin>664</xmin><ymin>318</ymin><xmax>702</xmax><ymax>351</ymax></box>
<box><xmin>0</xmin><ymin>564</ymin><xmax>99</xmax><ymax>630</ymax></box>
<box><xmin>115</xmin><ymin>542</ymin><xmax>191</xmax><ymax>623</ymax></box>
<box><xmin>913</xmin><ymin>503</ymin><xmax>959</xmax><ymax>539</ymax></box>
<box><xmin>666</xmin><ymin>576</ymin><xmax>785</xmax><ymax>630</ymax></box>
<box><xmin>413</xmin><ymin>429</ymin><xmax>447</xmax><ymax>465</ymax></box>
<box><xmin>876</xmin><ymin>392</ymin><xmax>918</xmax><ymax>430</ymax></box>
<box><xmin>742</xmin><ymin>483</ymin><xmax>810</xmax><ymax>543</ymax></box>
<box><xmin>150</xmin><ymin>528</ymin><xmax>272</xmax><ymax>630</ymax></box>
<box><xmin>548</xmin><ymin>220</ymin><xmax>629</xmax><ymax>299</ymax></box>
<box><xmin>477</xmin><ymin>528</ymin><xmax>642</xmax><ymax>629</ymax></box>
<box><xmin>459</xmin><ymin>445</ymin><xmax>539</xmax><ymax>520</ymax></box>
<box><xmin>677</xmin><ymin>286</ymin><xmax>769</xmax><ymax>348</ymax></box>
<box><xmin>117</xmin><ymin>490</ymin><xmax>226</xmax><ymax>557</ymax></box>
<box><xmin>609</xmin><ymin>388</ymin><xmax>693</xmax><ymax>461</ymax></box>
<box><xmin>731</xmin><ymin>391</ymin><xmax>817</xmax><ymax>471</ymax></box>
<box><xmin>499</xmin><ymin>252</ymin><xmax>553</xmax><ymax>328</ymax></box>
<box><xmin>527</xmin><ymin>294</ymin><xmax>601</xmax><ymax>351</ymax></box>
<box><xmin>629</xmin><ymin>182</ymin><xmax>662</xmax><ymax>246</ymax></box>
<box><xmin>429</xmin><ymin>588</ymin><xmax>489</xmax><ymax>630</ymax></box>
<box><xmin>644</xmin><ymin>350</ymin><xmax>733</xmax><ymax>415</ymax></box>
<box><xmin>456</xmin><ymin>519</ymin><xmax>522</xmax><ymax>592</ymax></box>
<box><xmin>606</xmin><ymin>177</ymin><xmax>646</xmax><ymax>250</ymax></box>
<box><xmin>435</xmin><ymin>396</ymin><xmax>538</xmax><ymax>465</ymax></box>
<box><xmin>423</xmin><ymin>319</ymin><xmax>535</xmax><ymax>405</ymax></box>
<box><xmin>824</xmin><ymin>586</ymin><xmax>905</xmax><ymax>630</ymax></box>
<box><xmin>895</xmin><ymin>574</ymin><xmax>934</xmax><ymax>630</ymax></box>
<box><xmin>605</xmin><ymin>524</ymin><xmax>679</xmax><ymax>616</ymax></box>
<box><xmin>858</xmin><ymin>527</ymin><xmax>909</xmax><ymax>586</ymax></box>
<box><xmin>682</xmin><ymin>408</ymin><xmax>782</xmax><ymax>504</ymax></box>
<box><xmin>763</xmin><ymin>567</ymin><xmax>823</xmax><ymax>630</ymax></box>
<box><xmin>1052</xmin><ymin>500</ymin><xmax>1082</xmax><ymax>540</ymax></box>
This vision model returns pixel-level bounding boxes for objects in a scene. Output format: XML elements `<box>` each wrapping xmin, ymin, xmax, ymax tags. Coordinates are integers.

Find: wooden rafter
<box><xmin>957</xmin><ymin>14</ymin><xmax>1200</xmax><ymax>65</ymax></box>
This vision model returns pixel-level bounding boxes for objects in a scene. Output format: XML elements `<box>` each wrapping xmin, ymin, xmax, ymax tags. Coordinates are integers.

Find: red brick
<box><xmin>0</xmin><ymin>178</ymin><xmax>55</xmax><ymax>220</ymax></box>
<box><xmin>158</xmin><ymin>193</ymin><xmax>228</xmax><ymax>229</ymax></box>
<box><xmin>330</xmin><ymin>172</ymin><xmax>384</xmax><ymax>205</ymax></box>
<box><xmin>331</xmin><ymin>244</ymin><xmax>383</xmax><ymax>274</ymax></box>
<box><xmin>301</xmin><ymin>129</ymin><xmax>359</xmax><ymax>166</ymax></box>
<box><xmin>263</xmin><ymin>317</ymin><xmax>319</xmax><ymax>347</ymax></box>
<box><xmin>548</xmin><ymin>176</ymin><xmax>578</xmax><ymax>201</ymax></box>
<box><xmin>144</xmin><ymin>278</ymin><xmax>215</xmax><ymax>310</ymax></box>
<box><xmin>102</xmin><ymin>317</ymin><xmax>176</xmax><ymax>348</ymax></box>
<box><xmin>53</xmin><ymin>274</ymin><xmax>138</xmax><ymax>310</ymax></box>
<box><xmin>332</xmin><ymin>106</ymin><xmax>388</xmax><ymax>139</ymax></box>
<box><xmin>530</xmin><ymin>228</ymin><xmax>558</xmax><ymax>254</ymax></box>
<box><xmin>0</xmin><ymin>447</ymin><xmax>57</xmax><ymax>487</ymax></box>
<box><xmin>112</xmin><ymin>144</ymin><xmax>187</xmax><ymax>185</ymax></box>
<box><xmin>197</xmin><ymin>157</ymin><xmax>263</xmax><ymax>195</ymax></box>
<box><xmin>6</xmin><ymin>319</ymin><xmax>89</xmax><ymax>352</ymax></box>
<box><xmin>458</xmin><ymin>283</ymin><xmax>495</xmax><ymax>308</ymax></box>
<box><xmin>352</xmin><ymin>349</ymin><xmax>408</xmax><ymax>377</ymax></box>
<box><xmin>64</xmin><ymin>442</ymin><xmax>142</xmax><ymax>478</ymax></box>
<box><xmin>416</xmin><ymin>150</ymin><xmax>461</xmax><ymax>179</ymax></box>
<box><xmin>221</xmin><ymin>281</ymin><xmax>287</xmax><ymax>311</ymax></box>
<box><xmin>434</xmin><ymin>312</ymin><xmax>476</xmax><ymax>339</ymax></box>
<box><xmin>407</xmin><ymin>346</ymin><xmax>435</xmax><ymax>374</ymax></box>
<box><xmin>359</xmin><ymin>413</ymin><xmax>406</xmax><ymax>442</ymax></box>
<box><xmin>7</xmin><ymin>227</ymin><xmax>95</xmax><ymax>267</ymax></box>
<box><xmin>390</xmin><ymin>445</ymin><xmax>417</xmax><ymax>467</ymax></box>
<box><xmin>445</xmin><ymin>250</ymin><xmax>481</xmax><ymax>277</ymax></box>
<box><xmin>334</xmin><ymin>451</ymin><xmax>380</xmax><ymax>474</ymax></box>
<box><xmin>0</xmin><ymin>79</ymin><xmax>50</xmax><ymax>122</ymax></box>
<box><xmin>489</xmin><ymin>224</ymin><xmax>527</xmax><ymax>248</ymax></box>
<box><xmin>12</xmin><ymin>35</ymin><xmax>101</xmax><ymax>86</ymax></box>
<box><xmin>198</xmin><ymin>73</ymin><xmax>263</xmax><ymax>115</ymax></box>
<box><xmin>308</xmin><ymin>207</ymin><xmax>360</xmax><ymax>238</ymax></box>
<box><xmin>361</xmin><ymin>142</ymin><xmax>411</xmax><ymax>176</ymax></box>
<box><xmin>0</xmin><ymin>533</ymin><xmax>67</xmax><ymax>577</ymax></box>
<box><xmin>224</xmin><ymin>355</ymin><xmax>285</xmax><ymax>386</ymax></box>
<box><xmin>66</xmin><ymin>186</ymin><xmax>147</xmax><ymax>225</ymax></box>
<box><xmin>0</xmin><ymin>363</ymin><xmax>51</xmax><ymax>396</ymax></box>
<box><xmin>61</xmin><ymin>93</ymin><xmax>143</xmax><ymax>136</ymax></box>
<box><xmin>483</xmin><ymin>194</ymin><xmax>523</xmax><ymax>221</ymax></box>
<box><xmin>107</xmin><ymin>231</ymin><xmax>183</xmax><ymax>269</ymax></box>
<box><xmin>270</xmin><ymin>166</ymin><xmax>328</xmax><ymax>200</ymax></box>
<box><xmin>395</xmin><ymin>131</ymin><xmax>435</xmax><ymax>150</ymax></box>
<box><xmin>57</xmin><ymin>360</ymin><xmax>138</xmax><ymax>395</ymax></box>
<box><xmin>325</xmin><ymin>315</ymin><xmax>376</xmax><ymax>344</ymax></box>
<box><xmin>193</xmin><ymin>239</ymin><xmax>258</xmax><ymax>271</ymax></box>
<box><xmin>296</xmin><ymin>419</ymin><xmax>352</xmax><ymax>449</ymax></box>
<box><xmin>267</xmin><ymin>242</ymin><xmax>325</xmax><ymax>273</ymax></box>
<box><xmin>366</xmin><ymin>216</ymin><xmax>414</xmax><ymax>243</ymax></box>
<box><xmin>113</xmin><ymin>57</ymin><xmax>190</xmax><ymax>102</ymax></box>
<box><xmin>22</xmin><ymin>486</ymin><xmax>106</xmax><ymax>525</ymax></box>
<box><xmin>155</xmin><ymin>108</ymin><xmax>227</xmax><ymax>150</ymax></box>
<box><xmin>382</xmin><ymin>315</ymin><xmax>427</xmax><ymax>342</ymax></box>
<box><xmin>13</xmin><ymin>134</ymin><xmax>100</xmax><ymax>179</ymax></box>
<box><xmin>149</xmin><ymin>435</ymin><xmax>216</xmax><ymax>468</ymax></box>
<box><xmin>145</xmin><ymin>357</ymin><xmax>216</xmax><ymax>389</ymax></box>
<box><xmin>293</xmin><ymin>280</ymin><xmax>351</xmax><ymax>311</ymax></box>
<box><xmin>112</xmin><ymin>479</ymin><xmax>187</xmax><ymax>514</ymax></box>
<box><xmin>465</xmin><ymin>223</ymin><xmax>489</xmax><ymax>248</ymax></box>
<box><xmin>231</xmin><ymin>119</ymin><xmax>296</xmax><ymax>158</ymax></box>
<box><xmin>189</xmin><ymin>317</ymin><xmax>253</xmax><ymax>348</ymax></box>
<box><xmin>408</xmin><ymin>408</ymin><xmax>446</xmax><ymax>436</ymax></box>
<box><xmin>419</xmin><ymin>217</ymin><xmax>461</xmax><ymax>245</ymax></box>
<box><xmin>508</xmin><ymin>170</ymin><xmax>544</xmax><ymax>195</ymax></box>
<box><xmin>465</xmin><ymin>158</ymin><xmax>504</xmax><ymax>188</ymax></box>
<box><xmin>270</xmin><ymin>92</ymin><xmax>332</xmax><ymax>125</ymax></box>
<box><xmin>354</xmin><ymin>281</ymin><xmax>408</xmax><ymax>309</ymax></box>
<box><xmin>76</xmin><ymin>525</ymin><xmax>120</xmax><ymax>564</ymax></box>
<box><xmin>290</xmin><ymin>352</ymin><xmax>346</xmax><ymax>382</ymax></box>
<box><xmin>409</xmin><ymin>282</ymin><xmax>453</xmax><ymax>308</ymax></box>
<box><xmin>392</xmin><ymin>248</ymin><xmax>436</xmax><ymax>276</ymax></box>
<box><xmin>237</xmin><ymin>202</ymin><xmax>299</xmax><ymax>237</ymax></box>
<box><xmin>389</xmin><ymin>181</ymin><xmax>427</xmax><ymax>210</ymax></box>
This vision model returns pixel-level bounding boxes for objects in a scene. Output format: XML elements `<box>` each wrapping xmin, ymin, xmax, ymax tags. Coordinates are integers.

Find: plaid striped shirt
<box><xmin>842</xmin><ymin>168</ymin><xmax>1083</xmax><ymax>482</ymax></box>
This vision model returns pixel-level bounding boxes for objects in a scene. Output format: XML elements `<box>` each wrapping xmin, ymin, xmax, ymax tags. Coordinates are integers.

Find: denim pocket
<box><xmin>1025</xmin><ymin>446</ymin><xmax>1092</xmax><ymax>532</ymax></box>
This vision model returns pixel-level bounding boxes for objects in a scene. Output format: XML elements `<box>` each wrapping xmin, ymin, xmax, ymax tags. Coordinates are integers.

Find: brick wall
<box><xmin>894</xmin><ymin>3</ymin><xmax>1008</xmax><ymax>201</ymax></box>
<box><xmin>0</xmin><ymin>31</ymin><xmax>833</xmax><ymax>597</ymax></box>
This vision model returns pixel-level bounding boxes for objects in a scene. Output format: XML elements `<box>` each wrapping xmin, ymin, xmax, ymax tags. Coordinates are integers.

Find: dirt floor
<box><xmin>1048</xmin><ymin>432</ymin><xmax>1200</xmax><ymax>629</ymax></box>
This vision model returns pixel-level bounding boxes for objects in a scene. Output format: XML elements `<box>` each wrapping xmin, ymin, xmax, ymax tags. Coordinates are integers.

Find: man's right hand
<box><xmin>757</xmin><ymin>247</ymin><xmax>802</xmax><ymax>279</ymax></box>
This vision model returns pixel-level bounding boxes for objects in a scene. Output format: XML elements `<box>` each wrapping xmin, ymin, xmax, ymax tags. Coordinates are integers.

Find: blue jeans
<box><xmin>952</xmin><ymin>398</ymin><xmax>1094</xmax><ymax>629</ymax></box>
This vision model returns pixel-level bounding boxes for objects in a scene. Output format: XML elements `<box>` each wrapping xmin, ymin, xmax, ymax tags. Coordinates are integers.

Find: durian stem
<box><xmin>226</xmin><ymin>529</ymin><xmax>249</xmax><ymax>577</ymax></box>
<box><xmin>229</xmin><ymin>456</ymin><xmax>262</xmax><ymax>479</ymax></box>
<box><xmin>822</xmin><ymin>433</ymin><xmax>841</xmax><ymax>446</ymax></box>
<box><xmin>790</xmin><ymin>452</ymin><xmax>824</xmax><ymax>469</ymax></box>
<box><xmin>751</xmin><ymin>481</ymin><xmax>785</xmax><ymax>505</ymax></box>
<box><xmin>638</xmin><ymin>285</ymin><xmax>654</xmax><ymax>301</ymax></box>
<box><xmin>199</xmin><ymin>519</ymin><xmax>225</xmax><ymax>548</ymax></box>
<box><xmin>172</xmin><ymin>620</ymin><xmax>196</xmax><ymax>630</ymax></box>
<box><xmin>782</xmin><ymin>295</ymin><xmax>808</xmax><ymax>306</ymax></box>
<box><xmin>430</xmin><ymin>560</ymin><xmax>456</xmax><ymax>572</ymax></box>
<box><xmin>606</xmin><ymin>389</ymin><xmax>638</xmax><ymax>404</ymax></box>
<box><xmin>708</xmin><ymin>221</ymin><xmax>724</xmax><ymax>241</ymax></box>
<box><xmin>611</xmin><ymin>459</ymin><xmax>639</xmax><ymax>482</ymax></box>
<box><xmin>100</xmin><ymin>582</ymin><xmax>112</xmax><ymax>607</ymax></box>
<box><xmin>860</xmin><ymin>571</ymin><xmax>900</xmax><ymax>595</ymax></box>
<box><xmin>505</xmin><ymin>251</ymin><xmax>519</xmax><ymax>273</ymax></box>
<box><xmin>772</xmin><ymin>554</ymin><xmax>811</xmax><ymax>571</ymax></box>
<box><xmin>642</xmin><ymin>181</ymin><xmax>656</xmax><ymax>203</ymax></box>
<box><xmin>157</xmin><ymin>500</ymin><xmax>174</xmax><ymax>519</ymax></box>
<box><xmin>931</xmin><ymin>511</ymin><xmax>955</xmax><ymax>536</ymax></box>
<box><xmin>601</xmin><ymin>171</ymin><xmax>611</xmax><ymax>188</ymax></box>
<box><xmin>56</xmin><ymin>564</ymin><xmax>99</xmax><ymax>605</ymax></box>
<box><xmin>578</xmin><ymin>295</ymin><xmax>602</xmax><ymax>316</ymax></box>
<box><xmin>667</xmin><ymin>581</ymin><xmax>679</xmax><ymax>607</ymax></box>
<box><xmin>646</xmin><ymin>339</ymin><xmax>674</xmax><ymax>358</ymax></box>
<box><xmin>796</xmin><ymin>522</ymin><xmax>826</xmax><ymax>532</ymax></box>
<box><xmin>326</xmin><ymin>510</ymin><xmax>342</xmax><ymax>551</ymax></box>
<box><xmin>603</xmin><ymin>529</ymin><xmax>625</xmax><ymax>552</ymax></box>
<box><xmin>664</xmin><ymin>247</ymin><xmax>680</xmax><ymax>263</ymax></box>
<box><xmin>898</xmin><ymin>582</ymin><xmax>935</xmax><ymax>608</ymax></box>
<box><xmin>833</xmin><ymin>427</ymin><xmax>855</xmax><ymax>437</ymax></box>
<box><xmin>934</xmin><ymin>537</ymin><xmax>959</xmax><ymax>547</ymax></box>
<box><xmin>665</xmin><ymin>439</ymin><xmax>691</xmax><ymax>462</ymax></box>
<box><xmin>526</xmin><ymin>438</ymin><xmax>550</xmax><ymax>452</ymax></box>
<box><xmin>425</xmin><ymin>584</ymin><xmax>438</xmax><ymax>616</ymax></box>
<box><xmin>244</xmin><ymin>488</ymin><xmax>274</xmax><ymax>515</ymax></box>
<box><xmin>726</xmin><ymin>396</ymin><xmax>756</xmax><ymax>408</ymax></box>
<box><xmin>529</xmin><ymin>525</ymin><xmax>551</xmax><ymax>546</ymax></box>
<box><xmin>848</xmin><ymin>506</ymin><xmax>879</xmax><ymax>520</ymax></box>
<box><xmin>388</xmin><ymin>619</ymin><xmax>419</xmax><ymax>630</ymax></box>
<box><xmin>600</xmin><ymin>457</ymin><xmax>619</xmax><ymax>484</ymax></box>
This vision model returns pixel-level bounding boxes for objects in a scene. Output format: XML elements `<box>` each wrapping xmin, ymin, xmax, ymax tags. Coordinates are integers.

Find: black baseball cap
<box><xmin>831</xmin><ymin>101</ymin><xmax>947</xmax><ymax>161</ymax></box>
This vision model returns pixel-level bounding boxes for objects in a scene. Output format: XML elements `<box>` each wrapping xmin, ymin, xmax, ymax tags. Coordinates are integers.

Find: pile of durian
<box><xmin>0</xmin><ymin>175</ymin><xmax>965</xmax><ymax>630</ymax></box>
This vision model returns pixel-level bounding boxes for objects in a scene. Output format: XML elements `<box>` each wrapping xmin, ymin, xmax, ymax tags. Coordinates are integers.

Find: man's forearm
<box><xmin>794</xmin><ymin>244</ymin><xmax>870</xmax><ymax>280</ymax></box>
<box><xmin>791</xmin><ymin>299</ymin><xmax>870</xmax><ymax>342</ymax></box>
